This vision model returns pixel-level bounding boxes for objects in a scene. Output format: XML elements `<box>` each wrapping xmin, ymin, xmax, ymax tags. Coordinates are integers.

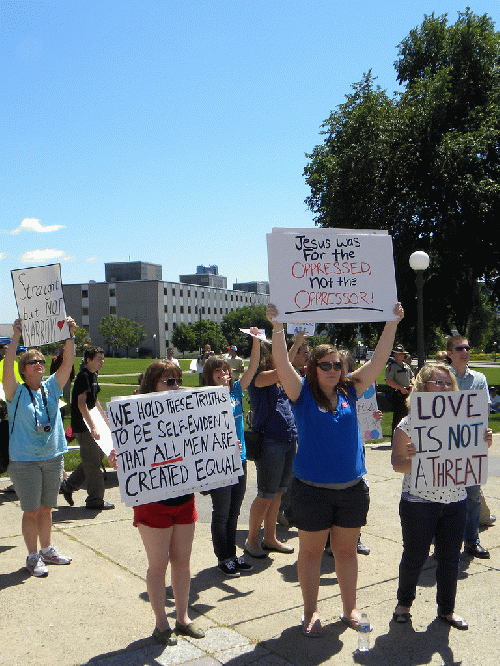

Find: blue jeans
<box><xmin>255</xmin><ymin>438</ymin><xmax>296</xmax><ymax>499</ymax></box>
<box><xmin>464</xmin><ymin>485</ymin><xmax>481</xmax><ymax>545</ymax></box>
<box><xmin>209</xmin><ymin>461</ymin><xmax>247</xmax><ymax>562</ymax></box>
<box><xmin>397</xmin><ymin>497</ymin><xmax>467</xmax><ymax>616</ymax></box>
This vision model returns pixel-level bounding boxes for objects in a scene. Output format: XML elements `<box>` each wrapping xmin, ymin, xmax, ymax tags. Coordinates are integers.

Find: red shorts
<box><xmin>133</xmin><ymin>496</ymin><xmax>197</xmax><ymax>529</ymax></box>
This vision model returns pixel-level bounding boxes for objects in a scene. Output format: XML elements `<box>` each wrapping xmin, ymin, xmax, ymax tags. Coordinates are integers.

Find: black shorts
<box><xmin>292</xmin><ymin>477</ymin><xmax>370</xmax><ymax>531</ymax></box>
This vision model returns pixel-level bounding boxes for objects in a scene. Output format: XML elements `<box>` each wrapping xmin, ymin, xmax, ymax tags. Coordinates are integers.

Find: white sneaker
<box><xmin>39</xmin><ymin>546</ymin><xmax>72</xmax><ymax>565</ymax></box>
<box><xmin>26</xmin><ymin>553</ymin><xmax>49</xmax><ymax>577</ymax></box>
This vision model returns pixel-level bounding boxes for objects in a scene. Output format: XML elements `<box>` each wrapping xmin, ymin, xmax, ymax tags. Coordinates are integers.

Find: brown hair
<box><xmin>202</xmin><ymin>356</ymin><xmax>234</xmax><ymax>391</ymax></box>
<box><xmin>446</xmin><ymin>335</ymin><xmax>467</xmax><ymax>352</ymax></box>
<box><xmin>139</xmin><ymin>361</ymin><xmax>182</xmax><ymax>394</ymax></box>
<box><xmin>305</xmin><ymin>344</ymin><xmax>350</xmax><ymax>412</ymax></box>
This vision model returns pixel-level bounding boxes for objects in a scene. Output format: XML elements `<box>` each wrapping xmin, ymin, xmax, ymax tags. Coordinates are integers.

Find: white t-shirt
<box><xmin>396</xmin><ymin>415</ymin><xmax>467</xmax><ymax>504</ymax></box>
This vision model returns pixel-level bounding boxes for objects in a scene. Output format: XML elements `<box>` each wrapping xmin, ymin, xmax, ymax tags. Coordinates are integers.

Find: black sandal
<box><xmin>152</xmin><ymin>626</ymin><xmax>178</xmax><ymax>645</ymax></box>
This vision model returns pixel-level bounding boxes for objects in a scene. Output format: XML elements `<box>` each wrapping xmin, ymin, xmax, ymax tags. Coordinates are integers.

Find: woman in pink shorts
<box><xmin>134</xmin><ymin>361</ymin><xmax>205</xmax><ymax>646</ymax></box>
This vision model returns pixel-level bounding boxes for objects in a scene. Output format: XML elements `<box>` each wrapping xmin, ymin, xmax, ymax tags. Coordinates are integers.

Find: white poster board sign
<box><xmin>409</xmin><ymin>390</ymin><xmax>489</xmax><ymax>493</ymax></box>
<box><xmin>11</xmin><ymin>264</ymin><xmax>69</xmax><ymax>346</ymax></box>
<box><xmin>286</xmin><ymin>322</ymin><xmax>316</xmax><ymax>336</ymax></box>
<box><xmin>107</xmin><ymin>386</ymin><xmax>242</xmax><ymax>507</ymax></box>
<box><xmin>356</xmin><ymin>384</ymin><xmax>382</xmax><ymax>442</ymax></box>
<box><xmin>267</xmin><ymin>228</ymin><xmax>397</xmax><ymax>323</ymax></box>
<box><xmin>86</xmin><ymin>407</ymin><xmax>114</xmax><ymax>456</ymax></box>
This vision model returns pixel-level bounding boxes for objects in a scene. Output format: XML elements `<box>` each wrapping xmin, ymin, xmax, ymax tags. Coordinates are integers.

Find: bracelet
<box><xmin>272</xmin><ymin>328</ymin><xmax>284</xmax><ymax>334</ymax></box>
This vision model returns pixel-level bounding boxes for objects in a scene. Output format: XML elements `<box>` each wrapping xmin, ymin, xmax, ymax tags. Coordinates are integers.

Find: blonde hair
<box><xmin>406</xmin><ymin>363</ymin><xmax>458</xmax><ymax>408</ymax></box>
<box><xmin>18</xmin><ymin>349</ymin><xmax>45</xmax><ymax>380</ymax></box>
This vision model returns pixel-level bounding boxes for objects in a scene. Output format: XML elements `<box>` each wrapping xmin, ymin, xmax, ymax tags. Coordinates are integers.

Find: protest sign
<box><xmin>286</xmin><ymin>322</ymin><xmax>315</xmax><ymax>336</ymax></box>
<box><xmin>86</xmin><ymin>407</ymin><xmax>114</xmax><ymax>456</ymax></box>
<box><xmin>409</xmin><ymin>390</ymin><xmax>489</xmax><ymax>493</ymax></box>
<box><xmin>107</xmin><ymin>386</ymin><xmax>242</xmax><ymax>507</ymax></box>
<box><xmin>267</xmin><ymin>228</ymin><xmax>397</xmax><ymax>323</ymax></box>
<box><xmin>356</xmin><ymin>384</ymin><xmax>382</xmax><ymax>442</ymax></box>
<box><xmin>11</xmin><ymin>264</ymin><xmax>69</xmax><ymax>346</ymax></box>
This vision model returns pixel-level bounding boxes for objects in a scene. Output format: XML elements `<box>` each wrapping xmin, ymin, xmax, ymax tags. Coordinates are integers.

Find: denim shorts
<box><xmin>8</xmin><ymin>455</ymin><xmax>64</xmax><ymax>512</ymax></box>
<box><xmin>292</xmin><ymin>477</ymin><xmax>370</xmax><ymax>531</ymax></box>
<box><xmin>255</xmin><ymin>437</ymin><xmax>296</xmax><ymax>499</ymax></box>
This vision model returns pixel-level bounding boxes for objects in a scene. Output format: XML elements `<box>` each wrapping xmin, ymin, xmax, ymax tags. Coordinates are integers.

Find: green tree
<box><xmin>98</xmin><ymin>315</ymin><xmax>120</xmax><ymax>356</ymax></box>
<box><xmin>117</xmin><ymin>318</ymin><xmax>146</xmax><ymax>357</ymax></box>
<box><xmin>171</xmin><ymin>323</ymin><xmax>197</xmax><ymax>355</ymax></box>
<box><xmin>74</xmin><ymin>325</ymin><xmax>92</xmax><ymax>353</ymax></box>
<box><xmin>221</xmin><ymin>304</ymin><xmax>269</xmax><ymax>356</ymax></box>
<box><xmin>304</xmin><ymin>9</ymin><xmax>500</xmax><ymax>346</ymax></box>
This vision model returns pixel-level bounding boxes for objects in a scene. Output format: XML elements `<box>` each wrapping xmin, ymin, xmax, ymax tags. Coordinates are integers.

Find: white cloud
<box><xmin>20</xmin><ymin>249</ymin><xmax>67</xmax><ymax>262</ymax></box>
<box><xmin>9</xmin><ymin>217</ymin><xmax>66</xmax><ymax>235</ymax></box>
<box><xmin>0</xmin><ymin>252</ymin><xmax>6</xmax><ymax>260</ymax></box>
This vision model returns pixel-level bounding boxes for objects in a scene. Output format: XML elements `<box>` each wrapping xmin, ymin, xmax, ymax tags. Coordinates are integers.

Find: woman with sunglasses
<box><xmin>2</xmin><ymin>317</ymin><xmax>76</xmax><ymax>577</ymax></box>
<box><xmin>134</xmin><ymin>361</ymin><xmax>205</xmax><ymax>646</ymax></box>
<box><xmin>391</xmin><ymin>363</ymin><xmax>492</xmax><ymax>630</ymax></box>
<box><xmin>201</xmin><ymin>328</ymin><xmax>261</xmax><ymax>576</ymax></box>
<box><xmin>266</xmin><ymin>302</ymin><xmax>404</xmax><ymax>637</ymax></box>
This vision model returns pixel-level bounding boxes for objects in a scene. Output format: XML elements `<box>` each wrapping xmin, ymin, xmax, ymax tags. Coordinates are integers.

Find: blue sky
<box><xmin>2</xmin><ymin>0</ymin><xmax>499</xmax><ymax>324</ymax></box>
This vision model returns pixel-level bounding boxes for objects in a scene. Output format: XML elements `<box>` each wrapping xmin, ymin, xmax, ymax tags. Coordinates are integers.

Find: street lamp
<box><xmin>152</xmin><ymin>333</ymin><xmax>157</xmax><ymax>359</ymax></box>
<box><xmin>409</xmin><ymin>251</ymin><xmax>430</xmax><ymax>371</ymax></box>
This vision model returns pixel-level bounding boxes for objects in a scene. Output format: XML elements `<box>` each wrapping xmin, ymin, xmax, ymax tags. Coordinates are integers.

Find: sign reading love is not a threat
<box><xmin>11</xmin><ymin>264</ymin><xmax>70</xmax><ymax>347</ymax></box>
<box><xmin>107</xmin><ymin>385</ymin><xmax>243</xmax><ymax>507</ymax></box>
<box><xmin>267</xmin><ymin>228</ymin><xmax>398</xmax><ymax>323</ymax></box>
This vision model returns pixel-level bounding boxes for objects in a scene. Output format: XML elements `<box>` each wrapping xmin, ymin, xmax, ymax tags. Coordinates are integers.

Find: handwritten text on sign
<box><xmin>11</xmin><ymin>263</ymin><xmax>69</xmax><ymax>347</ymax></box>
<box><xmin>107</xmin><ymin>386</ymin><xmax>243</xmax><ymax>507</ymax></box>
<box><xmin>409</xmin><ymin>390</ymin><xmax>489</xmax><ymax>493</ymax></box>
<box><xmin>267</xmin><ymin>228</ymin><xmax>397</xmax><ymax>323</ymax></box>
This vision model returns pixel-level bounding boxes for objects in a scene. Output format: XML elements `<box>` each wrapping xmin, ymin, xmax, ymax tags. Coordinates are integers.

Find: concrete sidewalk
<box><xmin>1</xmin><ymin>437</ymin><xmax>500</xmax><ymax>666</ymax></box>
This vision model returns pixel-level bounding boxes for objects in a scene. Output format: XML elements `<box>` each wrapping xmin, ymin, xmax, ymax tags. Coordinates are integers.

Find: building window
<box><xmin>82</xmin><ymin>289</ymin><xmax>88</xmax><ymax>298</ymax></box>
<box><xmin>109</xmin><ymin>288</ymin><xmax>115</xmax><ymax>297</ymax></box>
<box><xmin>110</xmin><ymin>306</ymin><xmax>116</xmax><ymax>315</ymax></box>
<box><xmin>82</xmin><ymin>307</ymin><xmax>89</xmax><ymax>316</ymax></box>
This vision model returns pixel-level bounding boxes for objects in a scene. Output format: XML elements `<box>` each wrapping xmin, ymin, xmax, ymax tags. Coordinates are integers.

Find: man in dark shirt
<box><xmin>60</xmin><ymin>347</ymin><xmax>114</xmax><ymax>510</ymax></box>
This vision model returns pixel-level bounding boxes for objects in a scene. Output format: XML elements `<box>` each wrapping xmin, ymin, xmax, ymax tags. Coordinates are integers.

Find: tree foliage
<box><xmin>98</xmin><ymin>315</ymin><xmax>146</xmax><ymax>357</ymax></box>
<box><xmin>304</xmin><ymin>9</ymin><xmax>500</xmax><ymax>349</ymax></box>
<box><xmin>221</xmin><ymin>304</ymin><xmax>269</xmax><ymax>356</ymax></box>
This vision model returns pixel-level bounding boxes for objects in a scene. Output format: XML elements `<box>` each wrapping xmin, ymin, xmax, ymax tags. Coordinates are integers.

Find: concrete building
<box><xmin>63</xmin><ymin>262</ymin><xmax>268</xmax><ymax>358</ymax></box>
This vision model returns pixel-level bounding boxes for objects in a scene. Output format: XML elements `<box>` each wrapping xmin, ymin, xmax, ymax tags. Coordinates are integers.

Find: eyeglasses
<box><xmin>159</xmin><ymin>377</ymin><xmax>182</xmax><ymax>386</ymax></box>
<box><xmin>427</xmin><ymin>380</ymin><xmax>454</xmax><ymax>388</ymax></box>
<box><xmin>26</xmin><ymin>359</ymin><xmax>46</xmax><ymax>366</ymax></box>
<box><xmin>316</xmin><ymin>361</ymin><xmax>342</xmax><ymax>372</ymax></box>
<box><xmin>453</xmin><ymin>345</ymin><xmax>470</xmax><ymax>352</ymax></box>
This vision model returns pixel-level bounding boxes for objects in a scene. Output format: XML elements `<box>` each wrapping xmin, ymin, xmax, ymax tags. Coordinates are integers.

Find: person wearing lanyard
<box><xmin>2</xmin><ymin>318</ymin><xmax>76</xmax><ymax>577</ymax></box>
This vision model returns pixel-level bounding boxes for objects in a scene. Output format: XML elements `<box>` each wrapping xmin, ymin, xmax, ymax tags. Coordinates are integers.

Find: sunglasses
<box><xmin>316</xmin><ymin>361</ymin><xmax>342</xmax><ymax>372</ymax></box>
<box><xmin>453</xmin><ymin>345</ymin><xmax>470</xmax><ymax>352</ymax></box>
<box><xmin>427</xmin><ymin>380</ymin><xmax>454</xmax><ymax>388</ymax></box>
<box><xmin>159</xmin><ymin>377</ymin><xmax>182</xmax><ymax>386</ymax></box>
<box><xmin>26</xmin><ymin>359</ymin><xmax>46</xmax><ymax>365</ymax></box>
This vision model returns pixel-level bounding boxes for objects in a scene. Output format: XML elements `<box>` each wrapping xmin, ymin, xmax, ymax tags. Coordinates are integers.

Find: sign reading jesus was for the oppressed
<box><xmin>267</xmin><ymin>228</ymin><xmax>398</xmax><ymax>323</ymax></box>
<box><xmin>409</xmin><ymin>390</ymin><xmax>489</xmax><ymax>493</ymax></box>
<box><xmin>107</xmin><ymin>386</ymin><xmax>242</xmax><ymax>507</ymax></box>
<box><xmin>11</xmin><ymin>263</ymin><xmax>69</xmax><ymax>347</ymax></box>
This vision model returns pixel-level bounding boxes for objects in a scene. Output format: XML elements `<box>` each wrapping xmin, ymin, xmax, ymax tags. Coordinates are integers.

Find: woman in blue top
<box><xmin>202</xmin><ymin>327</ymin><xmax>261</xmax><ymax>577</ymax></box>
<box><xmin>2</xmin><ymin>317</ymin><xmax>76</xmax><ymax>578</ymax></box>
<box><xmin>267</xmin><ymin>302</ymin><xmax>404</xmax><ymax>637</ymax></box>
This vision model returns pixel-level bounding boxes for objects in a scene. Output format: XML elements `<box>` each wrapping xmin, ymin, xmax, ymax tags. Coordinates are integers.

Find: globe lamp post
<box><xmin>409</xmin><ymin>251</ymin><xmax>430</xmax><ymax>371</ymax></box>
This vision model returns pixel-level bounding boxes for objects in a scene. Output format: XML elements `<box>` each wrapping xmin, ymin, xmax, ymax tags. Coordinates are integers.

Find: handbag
<box><xmin>0</xmin><ymin>420</ymin><xmax>9</xmax><ymax>475</ymax></box>
<box><xmin>244</xmin><ymin>388</ymin><xmax>279</xmax><ymax>462</ymax></box>
<box><xmin>0</xmin><ymin>390</ymin><xmax>24</xmax><ymax>475</ymax></box>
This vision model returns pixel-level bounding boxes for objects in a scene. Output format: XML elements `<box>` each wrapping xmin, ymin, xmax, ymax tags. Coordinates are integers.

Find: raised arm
<box><xmin>266</xmin><ymin>304</ymin><xmax>303</xmax><ymax>402</ymax></box>
<box><xmin>54</xmin><ymin>317</ymin><xmax>77</xmax><ymax>391</ymax></box>
<box><xmin>2</xmin><ymin>319</ymin><xmax>22</xmax><ymax>402</ymax></box>
<box><xmin>351</xmin><ymin>302</ymin><xmax>404</xmax><ymax>397</ymax></box>
<box><xmin>287</xmin><ymin>330</ymin><xmax>307</xmax><ymax>366</ymax></box>
<box><xmin>239</xmin><ymin>327</ymin><xmax>262</xmax><ymax>392</ymax></box>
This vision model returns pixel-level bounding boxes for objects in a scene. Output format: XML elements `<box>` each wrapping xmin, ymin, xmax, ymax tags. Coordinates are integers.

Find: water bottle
<box><xmin>357</xmin><ymin>613</ymin><xmax>370</xmax><ymax>652</ymax></box>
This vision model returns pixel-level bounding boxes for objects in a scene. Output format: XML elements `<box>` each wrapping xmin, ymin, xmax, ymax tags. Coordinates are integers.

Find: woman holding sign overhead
<box><xmin>391</xmin><ymin>364</ymin><xmax>492</xmax><ymax>630</ymax></box>
<box><xmin>266</xmin><ymin>302</ymin><xmax>404</xmax><ymax>637</ymax></box>
<box><xmin>2</xmin><ymin>317</ymin><xmax>76</xmax><ymax>577</ymax></box>
<box><xmin>134</xmin><ymin>361</ymin><xmax>205</xmax><ymax>646</ymax></box>
<box><xmin>202</xmin><ymin>327</ymin><xmax>261</xmax><ymax>577</ymax></box>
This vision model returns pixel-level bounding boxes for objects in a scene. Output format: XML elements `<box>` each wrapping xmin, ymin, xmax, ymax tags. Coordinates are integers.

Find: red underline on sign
<box><xmin>151</xmin><ymin>457</ymin><xmax>184</xmax><ymax>467</ymax></box>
